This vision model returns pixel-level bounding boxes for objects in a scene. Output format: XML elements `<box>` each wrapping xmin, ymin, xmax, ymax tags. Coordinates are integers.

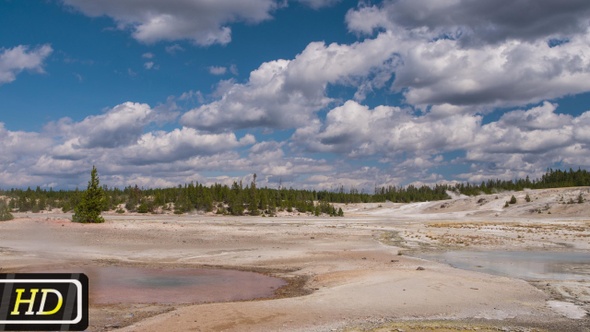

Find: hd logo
<box><xmin>0</xmin><ymin>274</ymin><xmax>88</xmax><ymax>331</ymax></box>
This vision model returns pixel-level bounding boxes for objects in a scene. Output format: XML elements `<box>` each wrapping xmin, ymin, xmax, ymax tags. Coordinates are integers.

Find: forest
<box><xmin>0</xmin><ymin>168</ymin><xmax>589</xmax><ymax>219</ymax></box>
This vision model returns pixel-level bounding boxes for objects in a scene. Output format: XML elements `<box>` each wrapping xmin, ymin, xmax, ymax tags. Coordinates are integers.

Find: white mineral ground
<box><xmin>1</xmin><ymin>187</ymin><xmax>589</xmax><ymax>331</ymax></box>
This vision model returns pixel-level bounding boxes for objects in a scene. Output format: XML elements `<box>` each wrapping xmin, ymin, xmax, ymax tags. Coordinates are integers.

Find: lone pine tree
<box><xmin>72</xmin><ymin>166</ymin><xmax>106</xmax><ymax>223</ymax></box>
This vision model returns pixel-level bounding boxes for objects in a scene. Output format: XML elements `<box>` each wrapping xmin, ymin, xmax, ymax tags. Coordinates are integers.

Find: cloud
<box><xmin>0</xmin><ymin>44</ymin><xmax>53</xmax><ymax>85</ymax></box>
<box><xmin>470</xmin><ymin>103</ymin><xmax>576</xmax><ymax>155</ymax></box>
<box><xmin>291</xmin><ymin>100</ymin><xmax>590</xmax><ymax>186</ymax></box>
<box><xmin>303</xmin><ymin>166</ymin><xmax>402</xmax><ymax>191</ymax></box>
<box><xmin>165</xmin><ymin>44</ymin><xmax>184</xmax><ymax>54</ymax></box>
<box><xmin>344</xmin><ymin>1</ymin><xmax>590</xmax><ymax>109</ymax></box>
<box><xmin>296</xmin><ymin>0</ymin><xmax>340</xmax><ymax>9</ymax></box>
<box><xmin>0</xmin><ymin>100</ymin><xmax>256</xmax><ymax>188</ymax></box>
<box><xmin>182</xmin><ymin>3</ymin><xmax>590</xmax><ymax>135</ymax></box>
<box><xmin>121</xmin><ymin>127</ymin><xmax>255</xmax><ymax>165</ymax></box>
<box><xmin>142</xmin><ymin>53</ymin><xmax>158</xmax><ymax>69</ymax></box>
<box><xmin>248</xmin><ymin>141</ymin><xmax>285</xmax><ymax>163</ymax></box>
<box><xmin>293</xmin><ymin>100</ymin><xmax>479</xmax><ymax>157</ymax></box>
<box><xmin>394</xmin><ymin>35</ymin><xmax>590</xmax><ymax>108</ymax></box>
<box><xmin>5</xmin><ymin>2</ymin><xmax>590</xmax><ymax>190</ymax></box>
<box><xmin>2</xmin><ymin>100</ymin><xmax>589</xmax><ymax>190</ymax></box>
<box><xmin>229</xmin><ymin>64</ymin><xmax>238</xmax><ymax>75</ymax></box>
<box><xmin>0</xmin><ymin>123</ymin><xmax>51</xmax><ymax>164</ymax></box>
<box><xmin>181</xmin><ymin>32</ymin><xmax>398</xmax><ymax>131</ymax></box>
<box><xmin>572</xmin><ymin>111</ymin><xmax>590</xmax><ymax>143</ymax></box>
<box><xmin>497</xmin><ymin>101</ymin><xmax>572</xmax><ymax>130</ymax></box>
<box><xmin>47</xmin><ymin>102</ymin><xmax>155</xmax><ymax>151</ymax></box>
<box><xmin>178</xmin><ymin>90</ymin><xmax>205</xmax><ymax>103</ymax></box>
<box><xmin>208</xmin><ymin>66</ymin><xmax>227</xmax><ymax>75</ymax></box>
<box><xmin>181</xmin><ymin>59</ymin><xmax>321</xmax><ymax>131</ymax></box>
<box><xmin>62</xmin><ymin>0</ymin><xmax>277</xmax><ymax>45</ymax></box>
<box><xmin>453</xmin><ymin>102</ymin><xmax>590</xmax><ymax>182</ymax></box>
<box><xmin>346</xmin><ymin>0</ymin><xmax>590</xmax><ymax>45</ymax></box>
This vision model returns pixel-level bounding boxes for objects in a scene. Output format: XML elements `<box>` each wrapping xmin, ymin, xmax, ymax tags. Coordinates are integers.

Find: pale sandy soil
<box><xmin>0</xmin><ymin>187</ymin><xmax>589</xmax><ymax>331</ymax></box>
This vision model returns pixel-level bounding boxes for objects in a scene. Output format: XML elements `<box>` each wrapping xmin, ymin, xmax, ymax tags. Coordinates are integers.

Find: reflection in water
<box><xmin>420</xmin><ymin>251</ymin><xmax>590</xmax><ymax>280</ymax></box>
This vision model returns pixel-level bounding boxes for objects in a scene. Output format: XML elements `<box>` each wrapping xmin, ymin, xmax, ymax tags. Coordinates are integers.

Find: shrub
<box><xmin>509</xmin><ymin>195</ymin><xmax>517</xmax><ymax>204</ymax></box>
<box><xmin>137</xmin><ymin>203</ymin><xmax>149</xmax><ymax>213</ymax></box>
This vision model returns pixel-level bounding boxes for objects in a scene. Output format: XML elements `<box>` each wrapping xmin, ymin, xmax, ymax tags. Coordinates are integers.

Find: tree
<box><xmin>0</xmin><ymin>200</ymin><xmax>14</xmax><ymax>221</ymax></box>
<box><xmin>228</xmin><ymin>181</ymin><xmax>244</xmax><ymax>216</ymax></box>
<box><xmin>248</xmin><ymin>174</ymin><xmax>259</xmax><ymax>216</ymax></box>
<box><xmin>72</xmin><ymin>166</ymin><xmax>106</xmax><ymax>223</ymax></box>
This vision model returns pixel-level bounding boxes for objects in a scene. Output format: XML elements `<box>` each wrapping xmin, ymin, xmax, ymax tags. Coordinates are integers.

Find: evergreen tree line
<box><xmin>0</xmin><ymin>174</ymin><xmax>344</xmax><ymax>217</ymax></box>
<box><xmin>2</xmin><ymin>168</ymin><xmax>589</xmax><ymax>217</ymax></box>
<box><xmin>452</xmin><ymin>168</ymin><xmax>590</xmax><ymax>196</ymax></box>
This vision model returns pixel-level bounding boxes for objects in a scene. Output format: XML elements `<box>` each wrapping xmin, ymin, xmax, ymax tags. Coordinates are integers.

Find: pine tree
<box><xmin>72</xmin><ymin>166</ymin><xmax>106</xmax><ymax>223</ymax></box>
<box><xmin>202</xmin><ymin>190</ymin><xmax>214</xmax><ymax>212</ymax></box>
<box><xmin>229</xmin><ymin>181</ymin><xmax>244</xmax><ymax>215</ymax></box>
<box><xmin>248</xmin><ymin>174</ymin><xmax>259</xmax><ymax>216</ymax></box>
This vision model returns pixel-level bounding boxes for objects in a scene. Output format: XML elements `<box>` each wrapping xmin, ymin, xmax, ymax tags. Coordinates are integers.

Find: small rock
<box><xmin>416</xmin><ymin>266</ymin><xmax>425</xmax><ymax>271</ymax></box>
<box><xmin>361</xmin><ymin>257</ymin><xmax>367</xmax><ymax>260</ymax></box>
<box><xmin>390</xmin><ymin>259</ymin><xmax>399</xmax><ymax>263</ymax></box>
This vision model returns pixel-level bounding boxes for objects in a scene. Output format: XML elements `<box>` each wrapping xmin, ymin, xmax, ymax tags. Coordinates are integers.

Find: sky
<box><xmin>1</xmin><ymin>0</ymin><xmax>590</xmax><ymax>191</ymax></box>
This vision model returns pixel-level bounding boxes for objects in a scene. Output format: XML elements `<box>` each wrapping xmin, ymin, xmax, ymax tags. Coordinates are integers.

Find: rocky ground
<box><xmin>0</xmin><ymin>187</ymin><xmax>589</xmax><ymax>331</ymax></box>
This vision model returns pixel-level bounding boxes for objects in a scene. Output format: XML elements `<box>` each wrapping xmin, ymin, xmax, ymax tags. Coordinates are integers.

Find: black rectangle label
<box><xmin>0</xmin><ymin>274</ymin><xmax>88</xmax><ymax>331</ymax></box>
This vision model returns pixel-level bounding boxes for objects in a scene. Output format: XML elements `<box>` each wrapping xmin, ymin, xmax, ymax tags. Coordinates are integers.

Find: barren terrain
<box><xmin>1</xmin><ymin>187</ymin><xmax>589</xmax><ymax>331</ymax></box>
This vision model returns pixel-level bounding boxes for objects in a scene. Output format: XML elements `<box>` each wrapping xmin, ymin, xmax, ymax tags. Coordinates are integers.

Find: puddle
<box><xmin>23</xmin><ymin>266</ymin><xmax>286</xmax><ymax>304</ymax></box>
<box><xmin>419</xmin><ymin>250</ymin><xmax>590</xmax><ymax>281</ymax></box>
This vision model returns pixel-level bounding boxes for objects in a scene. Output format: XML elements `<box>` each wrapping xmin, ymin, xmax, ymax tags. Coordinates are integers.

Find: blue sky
<box><xmin>1</xmin><ymin>0</ymin><xmax>590</xmax><ymax>190</ymax></box>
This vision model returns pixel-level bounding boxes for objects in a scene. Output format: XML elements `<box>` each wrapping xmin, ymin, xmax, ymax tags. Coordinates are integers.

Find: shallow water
<box><xmin>420</xmin><ymin>250</ymin><xmax>590</xmax><ymax>281</ymax></box>
<box><xmin>26</xmin><ymin>266</ymin><xmax>286</xmax><ymax>304</ymax></box>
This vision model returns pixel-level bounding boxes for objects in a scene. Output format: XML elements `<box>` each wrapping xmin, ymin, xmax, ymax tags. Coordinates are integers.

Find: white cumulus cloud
<box><xmin>0</xmin><ymin>44</ymin><xmax>53</xmax><ymax>85</ymax></box>
<box><xmin>181</xmin><ymin>32</ymin><xmax>398</xmax><ymax>131</ymax></box>
<box><xmin>47</xmin><ymin>102</ymin><xmax>155</xmax><ymax>151</ymax></box>
<box><xmin>121</xmin><ymin>127</ymin><xmax>255</xmax><ymax>165</ymax></box>
<box><xmin>293</xmin><ymin>100</ymin><xmax>479</xmax><ymax>157</ymax></box>
<box><xmin>344</xmin><ymin>1</ymin><xmax>590</xmax><ymax>109</ymax></box>
<box><xmin>61</xmin><ymin>0</ymin><xmax>278</xmax><ymax>45</ymax></box>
